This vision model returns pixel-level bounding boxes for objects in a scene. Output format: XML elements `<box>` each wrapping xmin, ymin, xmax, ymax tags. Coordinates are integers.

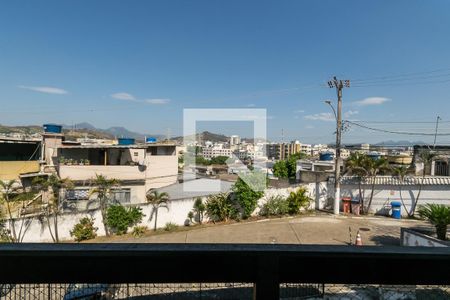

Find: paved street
<box><xmin>102</xmin><ymin>213</ymin><xmax>430</xmax><ymax>246</ymax></box>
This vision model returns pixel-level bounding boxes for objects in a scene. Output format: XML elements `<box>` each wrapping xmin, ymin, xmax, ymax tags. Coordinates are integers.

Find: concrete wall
<box><xmin>401</xmin><ymin>228</ymin><xmax>449</xmax><ymax>247</ymax></box>
<box><xmin>8</xmin><ymin>196</ymin><xmax>199</xmax><ymax>242</ymax></box>
<box><xmin>59</xmin><ymin>165</ymin><xmax>146</xmax><ymax>181</ymax></box>
<box><xmin>341</xmin><ymin>184</ymin><xmax>450</xmax><ymax>216</ymax></box>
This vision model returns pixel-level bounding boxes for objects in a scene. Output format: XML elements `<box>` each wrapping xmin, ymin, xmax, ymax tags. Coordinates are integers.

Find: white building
<box><xmin>230</xmin><ymin>135</ymin><xmax>241</xmax><ymax>146</ymax></box>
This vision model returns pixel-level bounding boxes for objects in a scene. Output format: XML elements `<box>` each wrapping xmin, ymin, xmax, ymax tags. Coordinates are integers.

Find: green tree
<box><xmin>393</xmin><ymin>166</ymin><xmax>412</xmax><ymax>217</ymax></box>
<box><xmin>205</xmin><ymin>192</ymin><xmax>232</xmax><ymax>222</ymax></box>
<box><xmin>106</xmin><ymin>205</ymin><xmax>144</xmax><ymax>235</ymax></box>
<box><xmin>0</xmin><ymin>209</ymin><xmax>11</xmax><ymax>242</ymax></box>
<box><xmin>89</xmin><ymin>174</ymin><xmax>120</xmax><ymax>236</ymax></box>
<box><xmin>146</xmin><ymin>190</ymin><xmax>170</xmax><ymax>231</ymax></box>
<box><xmin>232</xmin><ymin>173</ymin><xmax>265</xmax><ymax>219</ymax></box>
<box><xmin>70</xmin><ymin>217</ymin><xmax>98</xmax><ymax>242</ymax></box>
<box><xmin>273</xmin><ymin>160</ymin><xmax>288</xmax><ymax>178</ymax></box>
<box><xmin>412</xmin><ymin>151</ymin><xmax>437</xmax><ymax>216</ymax></box>
<box><xmin>346</xmin><ymin>154</ymin><xmax>390</xmax><ymax>214</ymax></box>
<box><xmin>0</xmin><ymin>180</ymin><xmax>33</xmax><ymax>242</ymax></box>
<box><xmin>192</xmin><ymin>197</ymin><xmax>206</xmax><ymax>224</ymax></box>
<box><xmin>418</xmin><ymin>204</ymin><xmax>450</xmax><ymax>240</ymax></box>
<box><xmin>195</xmin><ymin>156</ymin><xmax>211</xmax><ymax>166</ymax></box>
<box><xmin>32</xmin><ymin>175</ymin><xmax>73</xmax><ymax>242</ymax></box>
<box><xmin>0</xmin><ymin>180</ymin><xmax>20</xmax><ymax>242</ymax></box>
<box><xmin>210</xmin><ymin>156</ymin><xmax>229</xmax><ymax>165</ymax></box>
<box><xmin>345</xmin><ymin>152</ymin><xmax>367</xmax><ymax>206</ymax></box>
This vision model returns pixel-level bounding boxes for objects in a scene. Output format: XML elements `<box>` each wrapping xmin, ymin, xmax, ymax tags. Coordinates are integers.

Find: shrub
<box><xmin>286</xmin><ymin>188</ymin><xmax>312</xmax><ymax>215</ymax></box>
<box><xmin>232</xmin><ymin>174</ymin><xmax>265</xmax><ymax>219</ymax></box>
<box><xmin>191</xmin><ymin>197</ymin><xmax>206</xmax><ymax>224</ymax></box>
<box><xmin>0</xmin><ymin>218</ymin><xmax>11</xmax><ymax>243</ymax></box>
<box><xmin>106</xmin><ymin>205</ymin><xmax>144</xmax><ymax>235</ymax></box>
<box><xmin>418</xmin><ymin>204</ymin><xmax>450</xmax><ymax>240</ymax></box>
<box><xmin>132</xmin><ymin>225</ymin><xmax>148</xmax><ymax>238</ymax></box>
<box><xmin>259</xmin><ymin>195</ymin><xmax>289</xmax><ymax>217</ymax></box>
<box><xmin>164</xmin><ymin>222</ymin><xmax>179</xmax><ymax>232</ymax></box>
<box><xmin>205</xmin><ymin>192</ymin><xmax>233</xmax><ymax>222</ymax></box>
<box><xmin>70</xmin><ymin>217</ymin><xmax>98</xmax><ymax>242</ymax></box>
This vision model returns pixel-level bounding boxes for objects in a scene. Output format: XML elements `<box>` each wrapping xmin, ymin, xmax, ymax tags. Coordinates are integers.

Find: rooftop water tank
<box><xmin>118</xmin><ymin>138</ymin><xmax>135</xmax><ymax>145</ymax></box>
<box><xmin>319</xmin><ymin>152</ymin><xmax>334</xmax><ymax>161</ymax></box>
<box><xmin>43</xmin><ymin>124</ymin><xmax>62</xmax><ymax>134</ymax></box>
<box><xmin>146</xmin><ymin>137</ymin><xmax>157</xmax><ymax>143</ymax></box>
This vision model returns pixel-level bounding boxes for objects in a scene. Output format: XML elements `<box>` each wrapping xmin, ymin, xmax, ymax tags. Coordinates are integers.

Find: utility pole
<box><xmin>327</xmin><ymin>77</ymin><xmax>350</xmax><ymax>215</ymax></box>
<box><xmin>433</xmin><ymin>116</ymin><xmax>441</xmax><ymax>149</ymax></box>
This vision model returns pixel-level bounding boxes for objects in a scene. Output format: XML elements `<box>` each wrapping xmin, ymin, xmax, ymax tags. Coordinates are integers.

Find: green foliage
<box><xmin>259</xmin><ymin>195</ymin><xmax>288</xmax><ymax>217</ymax></box>
<box><xmin>286</xmin><ymin>188</ymin><xmax>312</xmax><ymax>215</ymax></box>
<box><xmin>106</xmin><ymin>205</ymin><xmax>144</xmax><ymax>235</ymax></box>
<box><xmin>210</xmin><ymin>156</ymin><xmax>229</xmax><ymax>165</ymax></box>
<box><xmin>146</xmin><ymin>190</ymin><xmax>170</xmax><ymax>231</ymax></box>
<box><xmin>195</xmin><ymin>156</ymin><xmax>211</xmax><ymax>165</ymax></box>
<box><xmin>164</xmin><ymin>222</ymin><xmax>179</xmax><ymax>232</ymax></box>
<box><xmin>418</xmin><ymin>204</ymin><xmax>450</xmax><ymax>240</ymax></box>
<box><xmin>70</xmin><ymin>217</ymin><xmax>97</xmax><ymax>242</ymax></box>
<box><xmin>131</xmin><ymin>225</ymin><xmax>148</xmax><ymax>238</ymax></box>
<box><xmin>187</xmin><ymin>211</ymin><xmax>194</xmax><ymax>222</ymax></box>
<box><xmin>192</xmin><ymin>197</ymin><xmax>206</xmax><ymax>224</ymax></box>
<box><xmin>205</xmin><ymin>192</ymin><xmax>233</xmax><ymax>222</ymax></box>
<box><xmin>0</xmin><ymin>212</ymin><xmax>11</xmax><ymax>243</ymax></box>
<box><xmin>232</xmin><ymin>173</ymin><xmax>265</xmax><ymax>219</ymax></box>
<box><xmin>273</xmin><ymin>160</ymin><xmax>288</xmax><ymax>178</ymax></box>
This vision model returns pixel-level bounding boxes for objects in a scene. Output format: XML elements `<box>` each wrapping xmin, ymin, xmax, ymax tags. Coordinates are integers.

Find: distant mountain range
<box><xmin>63</xmin><ymin>122</ymin><xmax>164</xmax><ymax>140</ymax></box>
<box><xmin>170</xmin><ymin>131</ymin><xmax>230</xmax><ymax>144</ymax></box>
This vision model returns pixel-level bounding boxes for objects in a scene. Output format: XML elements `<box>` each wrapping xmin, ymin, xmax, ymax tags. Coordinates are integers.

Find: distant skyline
<box><xmin>1</xmin><ymin>1</ymin><xmax>450</xmax><ymax>144</ymax></box>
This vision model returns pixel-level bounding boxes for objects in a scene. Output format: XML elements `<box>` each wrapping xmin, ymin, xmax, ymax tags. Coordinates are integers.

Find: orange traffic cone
<box><xmin>355</xmin><ymin>231</ymin><xmax>363</xmax><ymax>246</ymax></box>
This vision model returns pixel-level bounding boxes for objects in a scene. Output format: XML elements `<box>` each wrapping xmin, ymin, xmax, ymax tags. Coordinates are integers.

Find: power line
<box><xmin>346</xmin><ymin>120</ymin><xmax>450</xmax><ymax>136</ymax></box>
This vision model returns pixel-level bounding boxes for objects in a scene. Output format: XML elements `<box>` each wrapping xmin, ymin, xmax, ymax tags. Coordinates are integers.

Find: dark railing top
<box><xmin>1</xmin><ymin>244</ymin><xmax>449</xmax><ymax>284</ymax></box>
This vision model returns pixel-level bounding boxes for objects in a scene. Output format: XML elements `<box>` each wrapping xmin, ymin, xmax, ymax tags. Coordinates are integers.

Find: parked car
<box><xmin>63</xmin><ymin>284</ymin><xmax>119</xmax><ymax>300</ymax></box>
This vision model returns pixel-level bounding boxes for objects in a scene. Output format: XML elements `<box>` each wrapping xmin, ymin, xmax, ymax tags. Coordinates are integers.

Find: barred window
<box><xmin>66</xmin><ymin>189</ymin><xmax>89</xmax><ymax>201</ymax></box>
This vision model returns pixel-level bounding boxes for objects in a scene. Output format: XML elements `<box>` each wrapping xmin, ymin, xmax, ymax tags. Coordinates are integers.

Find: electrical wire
<box><xmin>345</xmin><ymin>120</ymin><xmax>450</xmax><ymax>136</ymax></box>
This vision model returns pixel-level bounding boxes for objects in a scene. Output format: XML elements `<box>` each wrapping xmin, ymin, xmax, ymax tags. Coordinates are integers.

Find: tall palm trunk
<box><xmin>153</xmin><ymin>208</ymin><xmax>158</xmax><ymax>231</ymax></box>
<box><xmin>365</xmin><ymin>176</ymin><xmax>376</xmax><ymax>214</ymax></box>
<box><xmin>100</xmin><ymin>198</ymin><xmax>110</xmax><ymax>236</ymax></box>
<box><xmin>411</xmin><ymin>173</ymin><xmax>425</xmax><ymax>216</ymax></box>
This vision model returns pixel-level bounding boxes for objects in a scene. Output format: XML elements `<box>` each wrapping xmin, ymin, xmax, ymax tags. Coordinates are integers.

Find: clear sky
<box><xmin>1</xmin><ymin>1</ymin><xmax>450</xmax><ymax>144</ymax></box>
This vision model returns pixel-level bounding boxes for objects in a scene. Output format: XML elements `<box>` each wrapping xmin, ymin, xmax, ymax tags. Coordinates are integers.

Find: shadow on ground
<box><xmin>370</xmin><ymin>235</ymin><xmax>400</xmax><ymax>246</ymax></box>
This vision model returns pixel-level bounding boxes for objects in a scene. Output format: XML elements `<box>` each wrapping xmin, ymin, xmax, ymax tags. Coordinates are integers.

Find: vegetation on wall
<box><xmin>232</xmin><ymin>173</ymin><xmax>265</xmax><ymax>219</ymax></box>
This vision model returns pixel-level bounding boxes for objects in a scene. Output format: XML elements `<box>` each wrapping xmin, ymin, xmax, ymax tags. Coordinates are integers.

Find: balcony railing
<box><xmin>0</xmin><ymin>244</ymin><xmax>449</xmax><ymax>299</ymax></box>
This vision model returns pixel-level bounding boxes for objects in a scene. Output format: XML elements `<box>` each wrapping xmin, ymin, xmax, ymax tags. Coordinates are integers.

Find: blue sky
<box><xmin>1</xmin><ymin>1</ymin><xmax>450</xmax><ymax>144</ymax></box>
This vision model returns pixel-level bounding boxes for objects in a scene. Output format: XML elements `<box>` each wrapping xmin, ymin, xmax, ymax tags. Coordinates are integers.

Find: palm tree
<box><xmin>393</xmin><ymin>166</ymin><xmax>412</xmax><ymax>217</ymax></box>
<box><xmin>418</xmin><ymin>204</ymin><xmax>450</xmax><ymax>240</ymax></box>
<box><xmin>345</xmin><ymin>152</ymin><xmax>367</xmax><ymax>207</ymax></box>
<box><xmin>146</xmin><ymin>190</ymin><xmax>170</xmax><ymax>231</ymax></box>
<box><xmin>411</xmin><ymin>150</ymin><xmax>437</xmax><ymax>216</ymax></box>
<box><xmin>192</xmin><ymin>197</ymin><xmax>205</xmax><ymax>224</ymax></box>
<box><xmin>32</xmin><ymin>175</ymin><xmax>73</xmax><ymax>242</ymax></box>
<box><xmin>90</xmin><ymin>174</ymin><xmax>120</xmax><ymax>236</ymax></box>
<box><xmin>0</xmin><ymin>180</ymin><xmax>20</xmax><ymax>242</ymax></box>
<box><xmin>362</xmin><ymin>156</ymin><xmax>390</xmax><ymax>214</ymax></box>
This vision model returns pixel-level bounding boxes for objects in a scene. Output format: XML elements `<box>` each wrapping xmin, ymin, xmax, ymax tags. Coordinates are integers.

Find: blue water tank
<box><xmin>146</xmin><ymin>137</ymin><xmax>157</xmax><ymax>143</ymax></box>
<box><xmin>319</xmin><ymin>152</ymin><xmax>334</xmax><ymax>161</ymax></box>
<box><xmin>43</xmin><ymin>124</ymin><xmax>62</xmax><ymax>134</ymax></box>
<box><xmin>118</xmin><ymin>138</ymin><xmax>135</xmax><ymax>145</ymax></box>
